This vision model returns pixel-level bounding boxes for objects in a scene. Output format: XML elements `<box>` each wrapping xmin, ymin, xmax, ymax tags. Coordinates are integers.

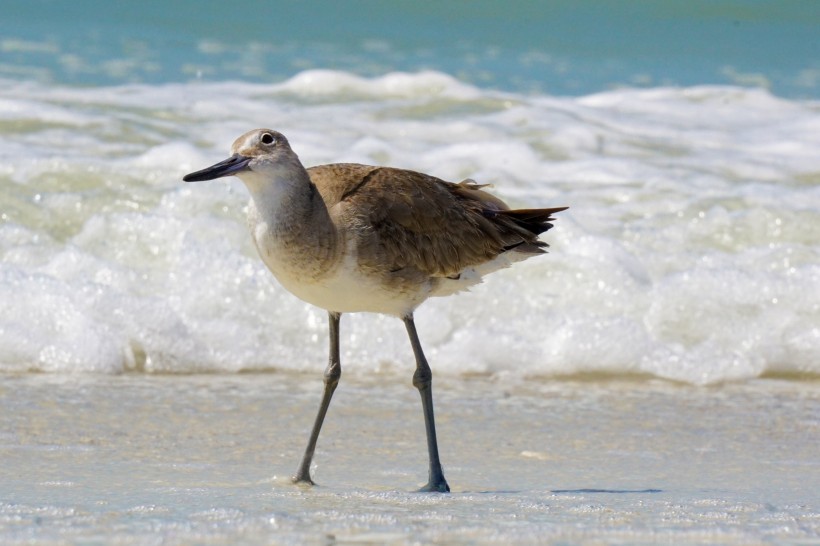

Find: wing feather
<box><xmin>309</xmin><ymin>165</ymin><xmax>565</xmax><ymax>278</ymax></box>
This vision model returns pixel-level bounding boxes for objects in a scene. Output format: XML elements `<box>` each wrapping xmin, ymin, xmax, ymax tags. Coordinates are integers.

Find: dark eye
<box><xmin>260</xmin><ymin>132</ymin><xmax>275</xmax><ymax>145</ymax></box>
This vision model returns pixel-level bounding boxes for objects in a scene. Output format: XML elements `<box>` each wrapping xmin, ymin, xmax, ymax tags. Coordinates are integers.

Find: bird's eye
<box><xmin>261</xmin><ymin>132</ymin><xmax>275</xmax><ymax>145</ymax></box>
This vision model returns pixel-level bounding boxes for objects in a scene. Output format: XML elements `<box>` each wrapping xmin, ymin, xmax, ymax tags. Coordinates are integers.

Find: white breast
<box><xmin>252</xmin><ymin>221</ymin><xmax>428</xmax><ymax>316</ymax></box>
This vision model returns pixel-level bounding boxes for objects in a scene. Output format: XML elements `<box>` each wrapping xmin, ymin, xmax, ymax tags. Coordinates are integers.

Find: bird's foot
<box><xmin>418</xmin><ymin>479</ymin><xmax>450</xmax><ymax>493</ymax></box>
<box><xmin>291</xmin><ymin>472</ymin><xmax>316</xmax><ymax>487</ymax></box>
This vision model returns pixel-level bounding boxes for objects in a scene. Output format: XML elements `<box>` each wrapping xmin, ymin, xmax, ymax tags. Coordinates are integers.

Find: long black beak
<box><xmin>183</xmin><ymin>154</ymin><xmax>252</xmax><ymax>182</ymax></box>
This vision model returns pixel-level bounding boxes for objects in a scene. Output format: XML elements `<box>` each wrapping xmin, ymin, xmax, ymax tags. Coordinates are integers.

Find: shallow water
<box><xmin>1</xmin><ymin>374</ymin><xmax>818</xmax><ymax>544</ymax></box>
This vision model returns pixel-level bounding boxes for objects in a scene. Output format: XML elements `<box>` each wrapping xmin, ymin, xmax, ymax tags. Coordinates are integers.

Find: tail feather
<box><xmin>453</xmin><ymin>179</ymin><xmax>568</xmax><ymax>258</ymax></box>
<box><xmin>499</xmin><ymin>206</ymin><xmax>569</xmax><ymax>236</ymax></box>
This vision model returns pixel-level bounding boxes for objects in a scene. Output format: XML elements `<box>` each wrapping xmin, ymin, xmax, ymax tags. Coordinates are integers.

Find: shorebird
<box><xmin>183</xmin><ymin>129</ymin><xmax>567</xmax><ymax>492</ymax></box>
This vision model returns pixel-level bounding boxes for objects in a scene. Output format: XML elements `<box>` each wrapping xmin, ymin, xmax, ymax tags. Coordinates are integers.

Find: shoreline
<box><xmin>2</xmin><ymin>373</ymin><xmax>818</xmax><ymax>544</ymax></box>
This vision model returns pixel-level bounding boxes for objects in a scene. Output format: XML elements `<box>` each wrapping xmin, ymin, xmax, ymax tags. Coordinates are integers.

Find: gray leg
<box><xmin>404</xmin><ymin>314</ymin><xmax>450</xmax><ymax>493</ymax></box>
<box><xmin>293</xmin><ymin>311</ymin><xmax>342</xmax><ymax>485</ymax></box>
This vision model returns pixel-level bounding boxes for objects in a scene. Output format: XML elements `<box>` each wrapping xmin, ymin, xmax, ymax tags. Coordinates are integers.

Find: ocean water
<box><xmin>3</xmin><ymin>0</ymin><xmax>819</xmax><ymax>98</ymax></box>
<box><xmin>1</xmin><ymin>1</ymin><xmax>819</xmax><ymax>544</ymax></box>
<box><xmin>2</xmin><ymin>72</ymin><xmax>818</xmax><ymax>383</ymax></box>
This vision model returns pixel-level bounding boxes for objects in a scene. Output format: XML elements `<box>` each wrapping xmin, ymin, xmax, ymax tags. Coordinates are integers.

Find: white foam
<box><xmin>1</xmin><ymin>72</ymin><xmax>818</xmax><ymax>383</ymax></box>
<box><xmin>278</xmin><ymin>69</ymin><xmax>482</xmax><ymax>100</ymax></box>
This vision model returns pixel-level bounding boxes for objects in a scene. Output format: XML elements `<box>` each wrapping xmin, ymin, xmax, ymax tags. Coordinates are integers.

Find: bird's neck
<box><xmin>242</xmin><ymin>164</ymin><xmax>341</xmax><ymax>276</ymax></box>
<box><xmin>241</xmin><ymin>163</ymin><xmax>311</xmax><ymax>221</ymax></box>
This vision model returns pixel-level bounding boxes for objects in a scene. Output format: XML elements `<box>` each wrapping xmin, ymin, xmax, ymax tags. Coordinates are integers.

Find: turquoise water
<box><xmin>3</xmin><ymin>0</ymin><xmax>819</xmax><ymax>97</ymax></box>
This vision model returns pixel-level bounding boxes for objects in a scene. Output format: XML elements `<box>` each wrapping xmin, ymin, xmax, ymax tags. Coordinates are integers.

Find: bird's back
<box><xmin>306</xmin><ymin>163</ymin><xmax>567</xmax><ymax>281</ymax></box>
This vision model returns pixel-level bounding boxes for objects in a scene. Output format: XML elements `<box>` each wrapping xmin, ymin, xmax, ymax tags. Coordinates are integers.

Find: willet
<box><xmin>183</xmin><ymin>129</ymin><xmax>567</xmax><ymax>492</ymax></box>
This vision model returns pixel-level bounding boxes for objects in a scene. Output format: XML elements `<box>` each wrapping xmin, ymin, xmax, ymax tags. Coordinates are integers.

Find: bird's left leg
<box><xmin>293</xmin><ymin>311</ymin><xmax>342</xmax><ymax>485</ymax></box>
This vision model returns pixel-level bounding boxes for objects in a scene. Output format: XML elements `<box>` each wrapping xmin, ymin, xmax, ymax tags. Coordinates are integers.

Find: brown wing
<box><xmin>307</xmin><ymin>163</ymin><xmax>380</xmax><ymax>207</ymax></box>
<box><xmin>311</xmin><ymin>164</ymin><xmax>566</xmax><ymax>278</ymax></box>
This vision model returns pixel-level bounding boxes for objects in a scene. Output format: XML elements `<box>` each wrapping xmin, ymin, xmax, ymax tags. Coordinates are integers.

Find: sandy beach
<box><xmin>2</xmin><ymin>373</ymin><xmax>818</xmax><ymax>544</ymax></box>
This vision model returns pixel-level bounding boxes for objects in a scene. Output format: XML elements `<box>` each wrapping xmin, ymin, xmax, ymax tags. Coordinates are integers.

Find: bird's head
<box><xmin>182</xmin><ymin>128</ymin><xmax>298</xmax><ymax>185</ymax></box>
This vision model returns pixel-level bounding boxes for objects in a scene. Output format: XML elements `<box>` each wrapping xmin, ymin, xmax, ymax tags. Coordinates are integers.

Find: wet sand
<box><xmin>1</xmin><ymin>373</ymin><xmax>819</xmax><ymax>544</ymax></box>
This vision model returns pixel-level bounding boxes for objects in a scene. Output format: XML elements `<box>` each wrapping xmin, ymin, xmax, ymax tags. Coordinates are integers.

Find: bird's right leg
<box><xmin>292</xmin><ymin>311</ymin><xmax>342</xmax><ymax>485</ymax></box>
<box><xmin>404</xmin><ymin>314</ymin><xmax>450</xmax><ymax>493</ymax></box>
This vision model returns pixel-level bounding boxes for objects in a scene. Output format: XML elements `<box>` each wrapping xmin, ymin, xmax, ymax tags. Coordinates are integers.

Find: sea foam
<box><xmin>1</xmin><ymin>71</ymin><xmax>818</xmax><ymax>383</ymax></box>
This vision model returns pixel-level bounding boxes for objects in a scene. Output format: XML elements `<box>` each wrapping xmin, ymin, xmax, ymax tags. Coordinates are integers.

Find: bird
<box><xmin>183</xmin><ymin>128</ymin><xmax>567</xmax><ymax>492</ymax></box>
